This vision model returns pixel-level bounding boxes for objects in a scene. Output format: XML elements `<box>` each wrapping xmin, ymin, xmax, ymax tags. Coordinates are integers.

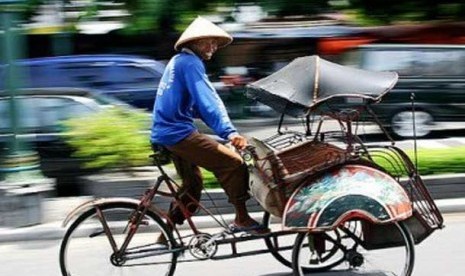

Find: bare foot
<box><xmin>231</xmin><ymin>218</ymin><xmax>270</xmax><ymax>234</ymax></box>
<box><xmin>233</xmin><ymin>217</ymin><xmax>261</xmax><ymax>228</ymax></box>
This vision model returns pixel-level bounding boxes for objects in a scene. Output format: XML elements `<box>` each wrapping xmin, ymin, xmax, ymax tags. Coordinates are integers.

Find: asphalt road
<box><xmin>1</xmin><ymin>212</ymin><xmax>464</xmax><ymax>276</ymax></box>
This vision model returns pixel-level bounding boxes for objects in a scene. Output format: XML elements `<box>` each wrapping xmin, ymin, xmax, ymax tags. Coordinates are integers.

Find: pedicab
<box><xmin>58</xmin><ymin>55</ymin><xmax>443</xmax><ymax>276</ymax></box>
<box><xmin>245</xmin><ymin>55</ymin><xmax>444</xmax><ymax>275</ymax></box>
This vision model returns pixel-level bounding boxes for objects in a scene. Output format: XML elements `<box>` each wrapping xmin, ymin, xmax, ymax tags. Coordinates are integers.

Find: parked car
<box><xmin>337</xmin><ymin>44</ymin><xmax>465</xmax><ymax>138</ymax></box>
<box><xmin>0</xmin><ymin>87</ymin><xmax>144</xmax><ymax>196</ymax></box>
<box><xmin>0</xmin><ymin>54</ymin><xmax>166</xmax><ymax>110</ymax></box>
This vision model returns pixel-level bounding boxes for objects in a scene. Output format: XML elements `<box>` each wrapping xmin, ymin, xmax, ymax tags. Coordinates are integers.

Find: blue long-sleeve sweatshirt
<box><xmin>150</xmin><ymin>50</ymin><xmax>237</xmax><ymax>146</ymax></box>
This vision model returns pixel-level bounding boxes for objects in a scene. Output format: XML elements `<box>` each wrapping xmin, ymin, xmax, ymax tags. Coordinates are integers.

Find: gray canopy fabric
<box><xmin>246</xmin><ymin>55</ymin><xmax>398</xmax><ymax>117</ymax></box>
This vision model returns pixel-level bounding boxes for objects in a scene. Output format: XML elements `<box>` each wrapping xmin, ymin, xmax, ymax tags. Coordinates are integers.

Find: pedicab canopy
<box><xmin>246</xmin><ymin>55</ymin><xmax>398</xmax><ymax>117</ymax></box>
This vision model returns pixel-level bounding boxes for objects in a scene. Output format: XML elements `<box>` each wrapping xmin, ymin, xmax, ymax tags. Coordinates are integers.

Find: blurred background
<box><xmin>0</xmin><ymin>0</ymin><xmax>464</xmax><ymax>227</ymax></box>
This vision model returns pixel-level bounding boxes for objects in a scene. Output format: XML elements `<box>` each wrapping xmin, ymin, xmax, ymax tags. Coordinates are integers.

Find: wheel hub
<box><xmin>188</xmin><ymin>233</ymin><xmax>218</xmax><ymax>260</ymax></box>
<box><xmin>110</xmin><ymin>253</ymin><xmax>126</xmax><ymax>266</ymax></box>
<box><xmin>346</xmin><ymin>250</ymin><xmax>364</xmax><ymax>268</ymax></box>
<box><xmin>391</xmin><ymin>110</ymin><xmax>433</xmax><ymax>138</ymax></box>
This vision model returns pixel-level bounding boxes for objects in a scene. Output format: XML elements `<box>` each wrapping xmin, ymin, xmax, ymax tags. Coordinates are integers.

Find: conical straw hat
<box><xmin>174</xmin><ymin>16</ymin><xmax>233</xmax><ymax>51</ymax></box>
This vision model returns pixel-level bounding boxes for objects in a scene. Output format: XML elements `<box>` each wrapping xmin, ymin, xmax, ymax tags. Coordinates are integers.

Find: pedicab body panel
<box><xmin>282</xmin><ymin>164</ymin><xmax>412</xmax><ymax>231</ymax></box>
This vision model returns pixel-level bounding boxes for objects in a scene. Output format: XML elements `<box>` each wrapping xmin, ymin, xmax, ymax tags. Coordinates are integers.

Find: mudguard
<box><xmin>283</xmin><ymin>164</ymin><xmax>412</xmax><ymax>231</ymax></box>
<box><xmin>62</xmin><ymin>197</ymin><xmax>159</xmax><ymax>227</ymax></box>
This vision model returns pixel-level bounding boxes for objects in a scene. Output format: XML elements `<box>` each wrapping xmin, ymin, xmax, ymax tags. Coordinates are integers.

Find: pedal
<box><xmin>89</xmin><ymin>229</ymin><xmax>105</xmax><ymax>238</ymax></box>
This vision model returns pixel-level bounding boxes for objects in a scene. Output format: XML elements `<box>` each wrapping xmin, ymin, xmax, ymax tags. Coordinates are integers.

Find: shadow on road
<box><xmin>261</xmin><ymin>271</ymin><xmax>393</xmax><ymax>276</ymax></box>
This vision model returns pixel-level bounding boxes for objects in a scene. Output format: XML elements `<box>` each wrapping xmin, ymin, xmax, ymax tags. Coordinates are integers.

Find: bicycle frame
<box><xmin>61</xmin><ymin>151</ymin><xmax>300</xmax><ymax>263</ymax></box>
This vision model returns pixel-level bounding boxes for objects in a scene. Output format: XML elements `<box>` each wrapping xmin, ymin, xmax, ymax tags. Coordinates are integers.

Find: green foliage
<box><xmin>260</xmin><ymin>0</ymin><xmax>331</xmax><ymax>16</ymax></box>
<box><xmin>118</xmin><ymin>0</ymin><xmax>465</xmax><ymax>31</ymax></box>
<box><xmin>122</xmin><ymin>0</ymin><xmax>211</xmax><ymax>33</ymax></box>
<box><xmin>409</xmin><ymin>146</ymin><xmax>465</xmax><ymax>175</ymax></box>
<box><xmin>21</xmin><ymin>1</ymin><xmax>465</xmax><ymax>34</ymax></box>
<box><xmin>122</xmin><ymin>0</ymin><xmax>167</xmax><ymax>33</ymax></box>
<box><xmin>201</xmin><ymin>169</ymin><xmax>219</xmax><ymax>189</ymax></box>
<box><xmin>347</xmin><ymin>0</ymin><xmax>465</xmax><ymax>25</ymax></box>
<box><xmin>119</xmin><ymin>0</ymin><xmax>333</xmax><ymax>34</ymax></box>
<box><xmin>372</xmin><ymin>146</ymin><xmax>465</xmax><ymax>176</ymax></box>
<box><xmin>204</xmin><ymin>146</ymin><xmax>465</xmax><ymax>189</ymax></box>
<box><xmin>62</xmin><ymin>107</ymin><xmax>152</xmax><ymax>170</ymax></box>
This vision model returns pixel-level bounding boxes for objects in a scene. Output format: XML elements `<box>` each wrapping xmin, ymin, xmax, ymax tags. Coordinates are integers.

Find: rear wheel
<box><xmin>59</xmin><ymin>203</ymin><xmax>178</xmax><ymax>276</ymax></box>
<box><xmin>263</xmin><ymin>212</ymin><xmax>345</xmax><ymax>272</ymax></box>
<box><xmin>292</xmin><ymin>220</ymin><xmax>415</xmax><ymax>276</ymax></box>
<box><xmin>263</xmin><ymin>212</ymin><xmax>294</xmax><ymax>268</ymax></box>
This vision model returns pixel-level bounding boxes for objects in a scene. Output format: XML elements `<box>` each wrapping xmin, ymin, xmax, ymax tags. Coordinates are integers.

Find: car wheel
<box><xmin>390</xmin><ymin>110</ymin><xmax>434</xmax><ymax>138</ymax></box>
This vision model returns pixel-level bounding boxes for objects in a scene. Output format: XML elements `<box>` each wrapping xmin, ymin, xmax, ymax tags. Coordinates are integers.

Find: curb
<box><xmin>434</xmin><ymin>198</ymin><xmax>465</xmax><ymax>213</ymax></box>
<box><xmin>0</xmin><ymin>211</ymin><xmax>264</xmax><ymax>243</ymax></box>
<box><xmin>0</xmin><ymin>197</ymin><xmax>464</xmax><ymax>243</ymax></box>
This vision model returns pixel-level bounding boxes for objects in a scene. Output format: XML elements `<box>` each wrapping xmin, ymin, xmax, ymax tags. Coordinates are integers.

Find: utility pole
<box><xmin>0</xmin><ymin>0</ymin><xmax>53</xmax><ymax>227</ymax></box>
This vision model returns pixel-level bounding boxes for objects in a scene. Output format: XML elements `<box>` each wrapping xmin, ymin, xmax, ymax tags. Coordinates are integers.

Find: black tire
<box><xmin>263</xmin><ymin>212</ymin><xmax>343</xmax><ymax>271</ymax></box>
<box><xmin>59</xmin><ymin>202</ymin><xmax>178</xmax><ymax>276</ymax></box>
<box><xmin>263</xmin><ymin>211</ymin><xmax>294</xmax><ymax>269</ymax></box>
<box><xmin>292</xmin><ymin>220</ymin><xmax>415</xmax><ymax>276</ymax></box>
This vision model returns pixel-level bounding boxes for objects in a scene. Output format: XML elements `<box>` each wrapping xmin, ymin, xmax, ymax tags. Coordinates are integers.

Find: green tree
<box><xmin>348</xmin><ymin>0</ymin><xmax>465</xmax><ymax>24</ymax></box>
<box><xmin>114</xmin><ymin>0</ymin><xmax>210</xmax><ymax>33</ymax></box>
<box><xmin>22</xmin><ymin>1</ymin><xmax>465</xmax><ymax>32</ymax></box>
<box><xmin>118</xmin><ymin>0</ymin><xmax>333</xmax><ymax>33</ymax></box>
<box><xmin>217</xmin><ymin>0</ymin><xmax>330</xmax><ymax>16</ymax></box>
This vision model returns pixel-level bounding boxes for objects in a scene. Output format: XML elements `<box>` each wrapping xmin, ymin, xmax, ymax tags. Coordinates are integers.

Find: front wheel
<box><xmin>59</xmin><ymin>202</ymin><xmax>178</xmax><ymax>276</ymax></box>
<box><xmin>292</xmin><ymin>220</ymin><xmax>415</xmax><ymax>276</ymax></box>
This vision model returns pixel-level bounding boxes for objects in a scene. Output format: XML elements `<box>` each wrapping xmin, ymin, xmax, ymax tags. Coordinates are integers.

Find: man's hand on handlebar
<box><xmin>229</xmin><ymin>134</ymin><xmax>248</xmax><ymax>150</ymax></box>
